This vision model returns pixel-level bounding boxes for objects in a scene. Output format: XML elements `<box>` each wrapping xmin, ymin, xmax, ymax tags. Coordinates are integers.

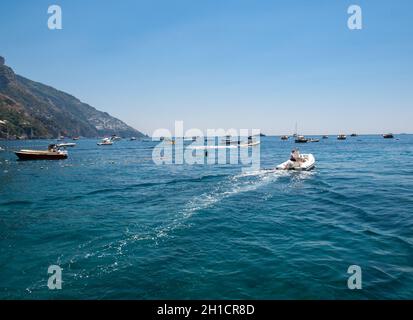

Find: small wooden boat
<box><xmin>337</xmin><ymin>134</ymin><xmax>347</xmax><ymax>140</ymax></box>
<box><xmin>383</xmin><ymin>133</ymin><xmax>394</xmax><ymax>139</ymax></box>
<box><xmin>15</xmin><ymin>144</ymin><xmax>68</xmax><ymax>160</ymax></box>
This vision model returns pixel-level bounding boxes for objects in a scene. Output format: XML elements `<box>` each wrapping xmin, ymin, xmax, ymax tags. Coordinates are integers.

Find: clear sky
<box><xmin>1</xmin><ymin>0</ymin><xmax>412</xmax><ymax>135</ymax></box>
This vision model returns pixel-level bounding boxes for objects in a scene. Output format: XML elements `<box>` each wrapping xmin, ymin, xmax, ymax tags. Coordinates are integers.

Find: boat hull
<box><xmin>15</xmin><ymin>152</ymin><xmax>68</xmax><ymax>160</ymax></box>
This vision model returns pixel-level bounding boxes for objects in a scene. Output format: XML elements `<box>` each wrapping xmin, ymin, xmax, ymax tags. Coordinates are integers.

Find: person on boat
<box><xmin>290</xmin><ymin>149</ymin><xmax>299</xmax><ymax>162</ymax></box>
<box><xmin>48</xmin><ymin>144</ymin><xmax>57</xmax><ymax>152</ymax></box>
<box><xmin>290</xmin><ymin>149</ymin><xmax>304</xmax><ymax>166</ymax></box>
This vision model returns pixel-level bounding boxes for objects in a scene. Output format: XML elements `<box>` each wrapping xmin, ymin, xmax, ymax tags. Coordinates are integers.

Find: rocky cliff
<box><xmin>0</xmin><ymin>56</ymin><xmax>144</xmax><ymax>139</ymax></box>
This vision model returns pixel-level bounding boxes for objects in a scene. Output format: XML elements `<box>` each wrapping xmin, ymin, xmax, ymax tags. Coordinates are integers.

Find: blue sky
<box><xmin>1</xmin><ymin>0</ymin><xmax>412</xmax><ymax>135</ymax></box>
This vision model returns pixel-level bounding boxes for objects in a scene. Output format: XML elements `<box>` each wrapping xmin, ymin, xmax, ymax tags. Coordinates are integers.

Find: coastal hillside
<box><xmin>0</xmin><ymin>56</ymin><xmax>144</xmax><ymax>139</ymax></box>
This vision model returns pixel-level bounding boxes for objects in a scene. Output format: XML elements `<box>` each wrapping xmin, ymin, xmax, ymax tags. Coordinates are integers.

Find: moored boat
<box><xmin>97</xmin><ymin>138</ymin><xmax>113</xmax><ymax>146</ymax></box>
<box><xmin>57</xmin><ymin>142</ymin><xmax>76</xmax><ymax>148</ymax></box>
<box><xmin>111</xmin><ymin>135</ymin><xmax>121</xmax><ymax>141</ymax></box>
<box><xmin>295</xmin><ymin>135</ymin><xmax>308</xmax><ymax>143</ymax></box>
<box><xmin>281</xmin><ymin>135</ymin><xmax>289</xmax><ymax>140</ymax></box>
<box><xmin>15</xmin><ymin>144</ymin><xmax>68</xmax><ymax>160</ymax></box>
<box><xmin>337</xmin><ymin>134</ymin><xmax>347</xmax><ymax>140</ymax></box>
<box><xmin>322</xmin><ymin>135</ymin><xmax>328</xmax><ymax>139</ymax></box>
<box><xmin>383</xmin><ymin>133</ymin><xmax>394</xmax><ymax>139</ymax></box>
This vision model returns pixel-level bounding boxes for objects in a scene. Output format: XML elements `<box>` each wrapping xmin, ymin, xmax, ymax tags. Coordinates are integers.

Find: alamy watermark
<box><xmin>47</xmin><ymin>265</ymin><xmax>62</xmax><ymax>290</ymax></box>
<box><xmin>152</xmin><ymin>121</ymin><xmax>261</xmax><ymax>172</ymax></box>
<box><xmin>347</xmin><ymin>5</ymin><xmax>362</xmax><ymax>30</ymax></box>
<box><xmin>347</xmin><ymin>265</ymin><xmax>362</xmax><ymax>290</ymax></box>
<box><xmin>47</xmin><ymin>5</ymin><xmax>62</xmax><ymax>30</ymax></box>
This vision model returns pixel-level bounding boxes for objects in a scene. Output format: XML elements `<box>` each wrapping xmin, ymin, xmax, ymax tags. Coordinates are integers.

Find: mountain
<box><xmin>0</xmin><ymin>56</ymin><xmax>145</xmax><ymax>139</ymax></box>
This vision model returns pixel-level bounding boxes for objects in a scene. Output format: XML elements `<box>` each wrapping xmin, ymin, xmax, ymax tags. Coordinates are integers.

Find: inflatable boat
<box><xmin>276</xmin><ymin>153</ymin><xmax>315</xmax><ymax>171</ymax></box>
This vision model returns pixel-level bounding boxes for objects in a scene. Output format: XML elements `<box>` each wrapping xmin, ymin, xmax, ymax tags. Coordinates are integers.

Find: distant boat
<box><xmin>57</xmin><ymin>143</ymin><xmax>76</xmax><ymax>148</ymax></box>
<box><xmin>293</xmin><ymin>122</ymin><xmax>298</xmax><ymax>138</ymax></box>
<box><xmin>0</xmin><ymin>146</ymin><xmax>4</xmax><ymax>151</ymax></box>
<box><xmin>309</xmin><ymin>138</ymin><xmax>320</xmax><ymax>143</ymax></box>
<box><xmin>110</xmin><ymin>135</ymin><xmax>121</xmax><ymax>141</ymax></box>
<box><xmin>15</xmin><ymin>144</ymin><xmax>68</xmax><ymax>160</ymax></box>
<box><xmin>295</xmin><ymin>135</ymin><xmax>308</xmax><ymax>143</ymax></box>
<box><xmin>97</xmin><ymin>138</ymin><xmax>113</xmax><ymax>146</ymax></box>
<box><xmin>281</xmin><ymin>135</ymin><xmax>289</xmax><ymax>140</ymax></box>
<box><xmin>72</xmin><ymin>137</ymin><xmax>80</xmax><ymax>141</ymax></box>
<box><xmin>130</xmin><ymin>137</ymin><xmax>137</xmax><ymax>141</ymax></box>
<box><xmin>322</xmin><ymin>135</ymin><xmax>329</xmax><ymax>139</ymax></box>
<box><xmin>350</xmin><ymin>133</ymin><xmax>358</xmax><ymax>137</ymax></box>
<box><xmin>383</xmin><ymin>133</ymin><xmax>394</xmax><ymax>139</ymax></box>
<box><xmin>337</xmin><ymin>134</ymin><xmax>347</xmax><ymax>140</ymax></box>
<box><xmin>222</xmin><ymin>135</ymin><xmax>237</xmax><ymax>145</ymax></box>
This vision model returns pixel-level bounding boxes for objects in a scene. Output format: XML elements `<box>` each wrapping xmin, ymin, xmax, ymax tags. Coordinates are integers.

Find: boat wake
<box><xmin>155</xmin><ymin>169</ymin><xmax>290</xmax><ymax>236</ymax></box>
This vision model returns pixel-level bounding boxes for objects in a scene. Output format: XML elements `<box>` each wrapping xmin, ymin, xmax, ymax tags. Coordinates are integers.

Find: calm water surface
<box><xmin>0</xmin><ymin>135</ymin><xmax>412</xmax><ymax>299</ymax></box>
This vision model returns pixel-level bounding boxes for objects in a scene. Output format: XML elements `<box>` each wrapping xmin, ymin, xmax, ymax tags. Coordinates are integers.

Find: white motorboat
<box><xmin>97</xmin><ymin>138</ymin><xmax>113</xmax><ymax>146</ymax></box>
<box><xmin>276</xmin><ymin>153</ymin><xmax>315</xmax><ymax>171</ymax></box>
<box><xmin>57</xmin><ymin>142</ymin><xmax>76</xmax><ymax>148</ymax></box>
<box><xmin>337</xmin><ymin>134</ymin><xmax>347</xmax><ymax>140</ymax></box>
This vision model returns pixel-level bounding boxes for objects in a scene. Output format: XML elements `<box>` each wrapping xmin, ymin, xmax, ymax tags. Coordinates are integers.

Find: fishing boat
<box><xmin>130</xmin><ymin>137</ymin><xmax>137</xmax><ymax>141</ymax></box>
<box><xmin>15</xmin><ymin>144</ymin><xmax>68</xmax><ymax>160</ymax></box>
<box><xmin>322</xmin><ymin>135</ymin><xmax>329</xmax><ymax>139</ymax></box>
<box><xmin>276</xmin><ymin>153</ymin><xmax>315</xmax><ymax>171</ymax></box>
<box><xmin>97</xmin><ymin>138</ymin><xmax>113</xmax><ymax>146</ymax></box>
<box><xmin>383</xmin><ymin>133</ymin><xmax>394</xmax><ymax>139</ymax></box>
<box><xmin>72</xmin><ymin>137</ymin><xmax>80</xmax><ymax>141</ymax></box>
<box><xmin>350</xmin><ymin>133</ymin><xmax>358</xmax><ymax>137</ymax></box>
<box><xmin>281</xmin><ymin>135</ymin><xmax>289</xmax><ymax>140</ymax></box>
<box><xmin>337</xmin><ymin>134</ymin><xmax>347</xmax><ymax>140</ymax></box>
<box><xmin>295</xmin><ymin>135</ymin><xmax>308</xmax><ymax>143</ymax></box>
<box><xmin>309</xmin><ymin>138</ymin><xmax>320</xmax><ymax>143</ymax></box>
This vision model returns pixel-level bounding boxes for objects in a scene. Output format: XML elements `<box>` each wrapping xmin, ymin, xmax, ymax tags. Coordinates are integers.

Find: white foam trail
<box><xmin>104</xmin><ymin>169</ymin><xmax>290</xmax><ymax>251</ymax></box>
<box><xmin>182</xmin><ymin>169</ymin><xmax>287</xmax><ymax>218</ymax></box>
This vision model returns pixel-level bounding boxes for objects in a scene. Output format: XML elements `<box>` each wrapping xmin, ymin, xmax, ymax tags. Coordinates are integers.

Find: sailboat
<box><xmin>293</xmin><ymin>122</ymin><xmax>298</xmax><ymax>138</ymax></box>
<box><xmin>293</xmin><ymin>123</ymin><xmax>309</xmax><ymax>143</ymax></box>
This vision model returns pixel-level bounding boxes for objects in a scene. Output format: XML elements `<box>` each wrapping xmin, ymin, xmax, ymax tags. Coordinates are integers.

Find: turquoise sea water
<box><xmin>0</xmin><ymin>135</ymin><xmax>412</xmax><ymax>299</ymax></box>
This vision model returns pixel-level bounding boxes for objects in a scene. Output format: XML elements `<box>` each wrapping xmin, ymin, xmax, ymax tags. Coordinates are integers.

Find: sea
<box><xmin>0</xmin><ymin>135</ymin><xmax>412</xmax><ymax>299</ymax></box>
